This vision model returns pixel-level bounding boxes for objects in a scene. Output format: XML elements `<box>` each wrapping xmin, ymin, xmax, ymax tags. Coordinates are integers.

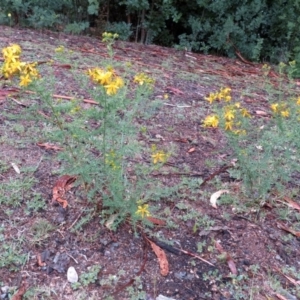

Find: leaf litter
<box><xmin>0</xmin><ymin>25</ymin><xmax>300</xmax><ymax>299</ymax></box>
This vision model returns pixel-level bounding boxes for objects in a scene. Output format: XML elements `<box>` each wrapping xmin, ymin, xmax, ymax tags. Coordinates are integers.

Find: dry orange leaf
<box><xmin>11</xmin><ymin>283</ymin><xmax>27</xmax><ymax>300</ymax></box>
<box><xmin>37</xmin><ymin>142</ymin><xmax>64</xmax><ymax>151</ymax></box>
<box><xmin>277</xmin><ymin>222</ymin><xmax>300</xmax><ymax>237</ymax></box>
<box><xmin>255</xmin><ymin>110</ymin><xmax>269</xmax><ymax>116</ymax></box>
<box><xmin>215</xmin><ymin>241</ymin><xmax>237</xmax><ymax>275</ymax></box>
<box><xmin>167</xmin><ymin>86</ymin><xmax>184</xmax><ymax>95</ymax></box>
<box><xmin>148</xmin><ymin>239</ymin><xmax>169</xmax><ymax>276</ymax></box>
<box><xmin>146</xmin><ymin>216</ymin><xmax>166</xmax><ymax>226</ymax></box>
<box><xmin>282</xmin><ymin>196</ymin><xmax>300</xmax><ymax>212</ymax></box>
<box><xmin>52</xmin><ymin>175</ymin><xmax>77</xmax><ymax>208</ymax></box>
<box><xmin>187</xmin><ymin>147</ymin><xmax>195</xmax><ymax>153</ymax></box>
<box><xmin>37</xmin><ymin>253</ymin><xmax>46</xmax><ymax>267</ymax></box>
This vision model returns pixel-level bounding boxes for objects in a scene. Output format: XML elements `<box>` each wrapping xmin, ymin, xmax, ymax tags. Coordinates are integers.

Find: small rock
<box><xmin>174</xmin><ymin>271</ymin><xmax>186</xmax><ymax>280</ymax></box>
<box><xmin>67</xmin><ymin>266</ymin><xmax>78</xmax><ymax>283</ymax></box>
<box><xmin>0</xmin><ymin>287</ymin><xmax>9</xmax><ymax>294</ymax></box>
<box><xmin>156</xmin><ymin>295</ymin><xmax>176</xmax><ymax>300</ymax></box>
<box><xmin>275</xmin><ymin>255</ymin><xmax>283</xmax><ymax>261</ymax></box>
<box><xmin>186</xmin><ymin>274</ymin><xmax>195</xmax><ymax>280</ymax></box>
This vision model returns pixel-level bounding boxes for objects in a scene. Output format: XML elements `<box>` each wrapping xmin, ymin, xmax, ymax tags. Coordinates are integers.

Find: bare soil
<box><xmin>0</xmin><ymin>25</ymin><xmax>300</xmax><ymax>300</ymax></box>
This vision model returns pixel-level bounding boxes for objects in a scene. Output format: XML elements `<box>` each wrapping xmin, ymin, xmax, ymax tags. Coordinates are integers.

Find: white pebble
<box><xmin>67</xmin><ymin>266</ymin><xmax>78</xmax><ymax>283</ymax></box>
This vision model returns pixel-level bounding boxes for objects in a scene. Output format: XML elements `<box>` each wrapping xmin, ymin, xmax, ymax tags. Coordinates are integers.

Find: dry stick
<box><xmin>67</xmin><ymin>204</ymin><xmax>89</xmax><ymax>230</ymax></box>
<box><xmin>151</xmin><ymin>165</ymin><xmax>232</xmax><ymax>185</ymax></box>
<box><xmin>200</xmin><ymin>164</ymin><xmax>232</xmax><ymax>186</ymax></box>
<box><xmin>176</xmin><ymin>247</ymin><xmax>214</xmax><ymax>266</ymax></box>
<box><xmin>24</xmin><ymin>90</ymin><xmax>99</xmax><ymax>105</ymax></box>
<box><xmin>144</xmin><ymin>236</ymin><xmax>215</xmax><ymax>267</ymax></box>
<box><xmin>8</xmin><ymin>96</ymin><xmax>29</xmax><ymax>107</ymax></box>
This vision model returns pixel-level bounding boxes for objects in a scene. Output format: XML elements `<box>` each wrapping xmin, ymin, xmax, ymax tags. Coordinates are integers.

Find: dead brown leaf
<box><xmin>53</xmin><ymin>63</ymin><xmax>72</xmax><ymax>69</ymax></box>
<box><xmin>0</xmin><ymin>88</ymin><xmax>19</xmax><ymax>100</ymax></box>
<box><xmin>37</xmin><ymin>142</ymin><xmax>64</xmax><ymax>151</ymax></box>
<box><xmin>37</xmin><ymin>253</ymin><xmax>46</xmax><ymax>267</ymax></box>
<box><xmin>210</xmin><ymin>189</ymin><xmax>229</xmax><ymax>209</ymax></box>
<box><xmin>215</xmin><ymin>241</ymin><xmax>237</xmax><ymax>275</ymax></box>
<box><xmin>255</xmin><ymin>110</ymin><xmax>269</xmax><ymax>116</ymax></box>
<box><xmin>146</xmin><ymin>216</ymin><xmax>166</xmax><ymax>226</ymax></box>
<box><xmin>187</xmin><ymin>147</ymin><xmax>195</xmax><ymax>153</ymax></box>
<box><xmin>11</xmin><ymin>283</ymin><xmax>27</xmax><ymax>300</ymax></box>
<box><xmin>148</xmin><ymin>239</ymin><xmax>169</xmax><ymax>276</ymax></box>
<box><xmin>277</xmin><ymin>222</ymin><xmax>300</xmax><ymax>237</ymax></box>
<box><xmin>167</xmin><ymin>86</ymin><xmax>184</xmax><ymax>95</ymax></box>
<box><xmin>52</xmin><ymin>175</ymin><xmax>77</xmax><ymax>208</ymax></box>
<box><xmin>282</xmin><ymin>196</ymin><xmax>300</xmax><ymax>212</ymax></box>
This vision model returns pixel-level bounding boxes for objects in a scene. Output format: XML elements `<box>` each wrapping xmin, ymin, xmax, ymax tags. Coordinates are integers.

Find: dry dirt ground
<box><xmin>0</xmin><ymin>25</ymin><xmax>300</xmax><ymax>300</ymax></box>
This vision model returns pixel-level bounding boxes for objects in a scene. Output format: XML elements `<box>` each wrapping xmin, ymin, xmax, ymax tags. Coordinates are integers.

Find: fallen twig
<box><xmin>8</xmin><ymin>97</ymin><xmax>28</xmax><ymax>107</ymax></box>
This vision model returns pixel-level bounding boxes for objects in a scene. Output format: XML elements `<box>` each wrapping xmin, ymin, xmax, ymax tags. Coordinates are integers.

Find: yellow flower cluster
<box><xmin>134</xmin><ymin>73</ymin><xmax>155</xmax><ymax>86</ymax></box>
<box><xmin>87</xmin><ymin>67</ymin><xmax>124</xmax><ymax>95</ymax></box>
<box><xmin>203</xmin><ymin>115</ymin><xmax>219</xmax><ymax>128</ymax></box>
<box><xmin>270</xmin><ymin>103</ymin><xmax>290</xmax><ymax>118</ymax></box>
<box><xmin>102</xmin><ymin>32</ymin><xmax>119</xmax><ymax>42</ymax></box>
<box><xmin>1</xmin><ymin>44</ymin><xmax>39</xmax><ymax>87</ymax></box>
<box><xmin>105</xmin><ymin>150</ymin><xmax>120</xmax><ymax>170</ymax></box>
<box><xmin>203</xmin><ymin>96</ymin><xmax>251</xmax><ymax>134</ymax></box>
<box><xmin>205</xmin><ymin>87</ymin><xmax>231</xmax><ymax>104</ymax></box>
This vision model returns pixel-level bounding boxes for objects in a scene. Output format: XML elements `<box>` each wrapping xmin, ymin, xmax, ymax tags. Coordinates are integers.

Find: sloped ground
<box><xmin>0</xmin><ymin>25</ymin><xmax>300</xmax><ymax>300</ymax></box>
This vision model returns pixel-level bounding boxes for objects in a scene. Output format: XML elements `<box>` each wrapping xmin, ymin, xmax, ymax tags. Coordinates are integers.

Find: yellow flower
<box><xmin>279</xmin><ymin>62</ymin><xmax>286</xmax><ymax>69</ymax></box>
<box><xmin>225</xmin><ymin>121</ymin><xmax>233</xmax><ymax>131</ymax></box>
<box><xmin>97</xmin><ymin>71</ymin><xmax>113</xmax><ymax>85</ymax></box>
<box><xmin>2</xmin><ymin>44</ymin><xmax>21</xmax><ymax>57</ymax></box>
<box><xmin>218</xmin><ymin>87</ymin><xmax>231</xmax><ymax>101</ymax></box>
<box><xmin>233</xmin><ymin>129</ymin><xmax>246</xmax><ymax>135</ymax></box>
<box><xmin>224</xmin><ymin>109</ymin><xmax>235</xmax><ymax>121</ymax></box>
<box><xmin>55</xmin><ymin>46</ymin><xmax>65</xmax><ymax>53</ymax></box>
<box><xmin>105</xmin><ymin>81</ymin><xmax>119</xmax><ymax>95</ymax></box>
<box><xmin>136</xmin><ymin>204</ymin><xmax>151</xmax><ymax>218</ymax></box>
<box><xmin>224</xmin><ymin>95</ymin><xmax>232</xmax><ymax>102</ymax></box>
<box><xmin>222</xmin><ymin>87</ymin><xmax>231</xmax><ymax>94</ymax></box>
<box><xmin>164</xmin><ymin>94</ymin><xmax>169</xmax><ymax>99</ymax></box>
<box><xmin>114</xmin><ymin>76</ymin><xmax>124</xmax><ymax>88</ymax></box>
<box><xmin>205</xmin><ymin>93</ymin><xmax>217</xmax><ymax>104</ymax></box>
<box><xmin>19</xmin><ymin>74</ymin><xmax>32</xmax><ymax>87</ymax></box>
<box><xmin>23</xmin><ymin>63</ymin><xmax>39</xmax><ymax>78</ymax></box>
<box><xmin>281</xmin><ymin>110</ymin><xmax>289</xmax><ymax>118</ymax></box>
<box><xmin>296</xmin><ymin>97</ymin><xmax>300</xmax><ymax>106</ymax></box>
<box><xmin>134</xmin><ymin>73</ymin><xmax>155</xmax><ymax>86</ymax></box>
<box><xmin>203</xmin><ymin>115</ymin><xmax>219</xmax><ymax>128</ymax></box>
<box><xmin>241</xmin><ymin>108</ymin><xmax>251</xmax><ymax>118</ymax></box>
<box><xmin>151</xmin><ymin>150</ymin><xmax>167</xmax><ymax>164</ymax></box>
<box><xmin>270</xmin><ymin>103</ymin><xmax>279</xmax><ymax>113</ymax></box>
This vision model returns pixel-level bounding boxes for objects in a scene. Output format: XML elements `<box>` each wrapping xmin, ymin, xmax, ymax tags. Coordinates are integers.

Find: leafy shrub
<box><xmin>1</xmin><ymin>0</ymin><xmax>300</xmax><ymax>66</ymax></box>
<box><xmin>105</xmin><ymin>21</ymin><xmax>132</xmax><ymax>41</ymax></box>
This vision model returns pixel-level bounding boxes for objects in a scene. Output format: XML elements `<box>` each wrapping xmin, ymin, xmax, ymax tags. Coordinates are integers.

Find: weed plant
<box><xmin>202</xmin><ymin>83</ymin><xmax>300</xmax><ymax>203</ymax></box>
<box><xmin>0</xmin><ymin>35</ymin><xmax>171</xmax><ymax>229</ymax></box>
